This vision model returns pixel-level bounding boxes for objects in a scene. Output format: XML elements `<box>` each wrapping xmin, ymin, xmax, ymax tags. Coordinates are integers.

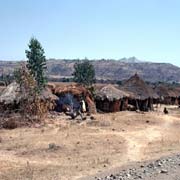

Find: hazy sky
<box><xmin>0</xmin><ymin>0</ymin><xmax>180</xmax><ymax>66</ymax></box>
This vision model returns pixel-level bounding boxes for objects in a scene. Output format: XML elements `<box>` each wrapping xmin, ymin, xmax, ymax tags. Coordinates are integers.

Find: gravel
<box><xmin>93</xmin><ymin>154</ymin><xmax>180</xmax><ymax>180</ymax></box>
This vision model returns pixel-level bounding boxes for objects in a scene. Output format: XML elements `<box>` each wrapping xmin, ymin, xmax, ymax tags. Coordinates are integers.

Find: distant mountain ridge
<box><xmin>118</xmin><ymin>57</ymin><xmax>145</xmax><ymax>63</ymax></box>
<box><xmin>0</xmin><ymin>57</ymin><xmax>180</xmax><ymax>83</ymax></box>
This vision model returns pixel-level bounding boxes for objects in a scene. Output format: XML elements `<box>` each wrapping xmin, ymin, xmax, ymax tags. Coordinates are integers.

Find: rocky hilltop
<box><xmin>0</xmin><ymin>57</ymin><xmax>180</xmax><ymax>83</ymax></box>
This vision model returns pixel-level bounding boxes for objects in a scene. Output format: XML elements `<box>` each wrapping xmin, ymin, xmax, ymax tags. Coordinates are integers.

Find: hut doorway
<box><xmin>55</xmin><ymin>93</ymin><xmax>81</xmax><ymax>112</ymax></box>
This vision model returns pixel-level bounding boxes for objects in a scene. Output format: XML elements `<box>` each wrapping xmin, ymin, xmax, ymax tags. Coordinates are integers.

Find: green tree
<box><xmin>25</xmin><ymin>37</ymin><xmax>47</xmax><ymax>92</ymax></box>
<box><xmin>73</xmin><ymin>59</ymin><xmax>95</xmax><ymax>87</ymax></box>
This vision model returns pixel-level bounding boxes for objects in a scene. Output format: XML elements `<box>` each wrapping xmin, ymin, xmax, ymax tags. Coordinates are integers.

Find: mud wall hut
<box><xmin>154</xmin><ymin>85</ymin><xmax>180</xmax><ymax>105</ymax></box>
<box><xmin>95</xmin><ymin>84</ymin><xmax>129</xmax><ymax>112</ymax></box>
<box><xmin>120</xmin><ymin>74</ymin><xmax>159</xmax><ymax>111</ymax></box>
<box><xmin>53</xmin><ymin>84</ymin><xmax>96</xmax><ymax>113</ymax></box>
<box><xmin>0</xmin><ymin>82</ymin><xmax>58</xmax><ymax>112</ymax></box>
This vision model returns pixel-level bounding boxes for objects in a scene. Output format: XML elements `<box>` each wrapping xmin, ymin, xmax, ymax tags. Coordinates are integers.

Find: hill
<box><xmin>0</xmin><ymin>57</ymin><xmax>180</xmax><ymax>83</ymax></box>
<box><xmin>47</xmin><ymin>57</ymin><xmax>180</xmax><ymax>83</ymax></box>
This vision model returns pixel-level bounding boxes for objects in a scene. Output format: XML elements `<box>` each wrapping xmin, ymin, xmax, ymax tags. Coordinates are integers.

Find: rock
<box><xmin>160</xmin><ymin>169</ymin><xmax>168</xmax><ymax>174</ymax></box>
<box><xmin>138</xmin><ymin>175</ymin><xmax>143</xmax><ymax>179</ymax></box>
<box><xmin>48</xmin><ymin>143</ymin><xmax>60</xmax><ymax>150</ymax></box>
<box><xmin>110</xmin><ymin>174</ymin><xmax>116</xmax><ymax>179</ymax></box>
<box><xmin>105</xmin><ymin>176</ymin><xmax>111</xmax><ymax>180</ymax></box>
<box><xmin>157</xmin><ymin>162</ymin><xmax>162</xmax><ymax>167</ymax></box>
<box><xmin>94</xmin><ymin>154</ymin><xmax>180</xmax><ymax>180</ymax></box>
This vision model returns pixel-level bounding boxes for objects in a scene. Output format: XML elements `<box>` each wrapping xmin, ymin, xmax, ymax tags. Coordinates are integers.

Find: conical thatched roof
<box><xmin>121</xmin><ymin>74</ymin><xmax>159</xmax><ymax>100</ymax></box>
<box><xmin>154</xmin><ymin>85</ymin><xmax>180</xmax><ymax>98</ymax></box>
<box><xmin>95</xmin><ymin>84</ymin><xmax>129</xmax><ymax>101</ymax></box>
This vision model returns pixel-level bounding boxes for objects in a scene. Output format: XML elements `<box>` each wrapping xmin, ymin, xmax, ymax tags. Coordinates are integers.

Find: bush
<box><xmin>14</xmin><ymin>65</ymin><xmax>48</xmax><ymax>120</ymax></box>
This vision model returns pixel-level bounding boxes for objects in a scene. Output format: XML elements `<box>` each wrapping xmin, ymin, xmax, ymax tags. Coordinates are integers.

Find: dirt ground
<box><xmin>0</xmin><ymin>105</ymin><xmax>180</xmax><ymax>180</ymax></box>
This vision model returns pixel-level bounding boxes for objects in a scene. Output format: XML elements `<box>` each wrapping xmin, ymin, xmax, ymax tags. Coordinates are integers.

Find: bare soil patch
<box><xmin>0</xmin><ymin>106</ymin><xmax>180</xmax><ymax>180</ymax></box>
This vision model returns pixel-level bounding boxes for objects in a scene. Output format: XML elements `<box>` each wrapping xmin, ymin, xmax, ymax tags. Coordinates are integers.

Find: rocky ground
<box><xmin>93</xmin><ymin>154</ymin><xmax>180</xmax><ymax>180</ymax></box>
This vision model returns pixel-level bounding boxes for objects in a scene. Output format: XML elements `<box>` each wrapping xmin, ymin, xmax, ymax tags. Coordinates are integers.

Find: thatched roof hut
<box><xmin>153</xmin><ymin>84</ymin><xmax>180</xmax><ymax>105</ymax></box>
<box><xmin>0</xmin><ymin>82</ymin><xmax>58</xmax><ymax>111</ymax></box>
<box><xmin>154</xmin><ymin>85</ymin><xmax>180</xmax><ymax>98</ymax></box>
<box><xmin>54</xmin><ymin>84</ymin><xmax>91</xmax><ymax>97</ymax></box>
<box><xmin>0</xmin><ymin>82</ymin><xmax>58</xmax><ymax>104</ymax></box>
<box><xmin>95</xmin><ymin>84</ymin><xmax>129</xmax><ymax>112</ymax></box>
<box><xmin>121</xmin><ymin>73</ymin><xmax>159</xmax><ymax>100</ymax></box>
<box><xmin>54</xmin><ymin>84</ymin><xmax>96</xmax><ymax>113</ymax></box>
<box><xmin>119</xmin><ymin>74</ymin><xmax>159</xmax><ymax>111</ymax></box>
<box><xmin>95</xmin><ymin>84</ymin><xmax>129</xmax><ymax>101</ymax></box>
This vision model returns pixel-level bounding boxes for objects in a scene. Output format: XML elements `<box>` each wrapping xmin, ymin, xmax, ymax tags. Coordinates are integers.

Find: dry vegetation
<box><xmin>0</xmin><ymin>106</ymin><xmax>180</xmax><ymax>180</ymax></box>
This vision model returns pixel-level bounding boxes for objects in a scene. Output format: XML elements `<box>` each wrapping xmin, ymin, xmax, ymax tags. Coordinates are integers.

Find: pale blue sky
<box><xmin>0</xmin><ymin>0</ymin><xmax>180</xmax><ymax>66</ymax></box>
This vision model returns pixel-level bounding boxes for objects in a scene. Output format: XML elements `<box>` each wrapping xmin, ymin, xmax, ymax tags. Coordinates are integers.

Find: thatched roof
<box><xmin>154</xmin><ymin>85</ymin><xmax>180</xmax><ymax>98</ymax></box>
<box><xmin>94</xmin><ymin>84</ymin><xmax>109</xmax><ymax>91</ymax></box>
<box><xmin>0</xmin><ymin>82</ymin><xmax>20</xmax><ymax>104</ymax></box>
<box><xmin>39</xmin><ymin>88</ymin><xmax>59</xmax><ymax>101</ymax></box>
<box><xmin>121</xmin><ymin>74</ymin><xmax>159</xmax><ymax>100</ymax></box>
<box><xmin>54</xmin><ymin>84</ymin><xmax>91</xmax><ymax>97</ymax></box>
<box><xmin>174</xmin><ymin>87</ymin><xmax>180</xmax><ymax>97</ymax></box>
<box><xmin>0</xmin><ymin>82</ymin><xmax>58</xmax><ymax>105</ymax></box>
<box><xmin>53</xmin><ymin>84</ymin><xmax>96</xmax><ymax>113</ymax></box>
<box><xmin>95</xmin><ymin>84</ymin><xmax>129</xmax><ymax>101</ymax></box>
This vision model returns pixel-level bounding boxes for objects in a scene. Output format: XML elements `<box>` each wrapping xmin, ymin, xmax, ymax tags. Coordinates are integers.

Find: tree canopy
<box><xmin>73</xmin><ymin>59</ymin><xmax>95</xmax><ymax>87</ymax></box>
<box><xmin>25</xmin><ymin>37</ymin><xmax>47</xmax><ymax>92</ymax></box>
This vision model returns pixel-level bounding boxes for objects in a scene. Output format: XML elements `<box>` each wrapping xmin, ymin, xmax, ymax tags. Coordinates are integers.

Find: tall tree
<box><xmin>73</xmin><ymin>59</ymin><xmax>95</xmax><ymax>87</ymax></box>
<box><xmin>25</xmin><ymin>37</ymin><xmax>47</xmax><ymax>92</ymax></box>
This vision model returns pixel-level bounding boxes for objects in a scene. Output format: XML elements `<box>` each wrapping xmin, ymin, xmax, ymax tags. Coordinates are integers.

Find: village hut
<box><xmin>38</xmin><ymin>88</ymin><xmax>59</xmax><ymax>111</ymax></box>
<box><xmin>95</xmin><ymin>84</ymin><xmax>129</xmax><ymax>112</ymax></box>
<box><xmin>0</xmin><ymin>82</ymin><xmax>58</xmax><ymax>112</ymax></box>
<box><xmin>120</xmin><ymin>74</ymin><xmax>159</xmax><ymax>111</ymax></box>
<box><xmin>154</xmin><ymin>84</ymin><xmax>180</xmax><ymax>105</ymax></box>
<box><xmin>54</xmin><ymin>84</ymin><xmax>96</xmax><ymax>113</ymax></box>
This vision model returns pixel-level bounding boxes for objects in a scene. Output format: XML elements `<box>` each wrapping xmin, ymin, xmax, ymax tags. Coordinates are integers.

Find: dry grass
<box><xmin>0</xmin><ymin>106</ymin><xmax>180</xmax><ymax>179</ymax></box>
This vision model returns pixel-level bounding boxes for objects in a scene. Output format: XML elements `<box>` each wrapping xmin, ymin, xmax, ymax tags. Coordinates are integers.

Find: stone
<box><xmin>161</xmin><ymin>169</ymin><xmax>168</xmax><ymax>174</ymax></box>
